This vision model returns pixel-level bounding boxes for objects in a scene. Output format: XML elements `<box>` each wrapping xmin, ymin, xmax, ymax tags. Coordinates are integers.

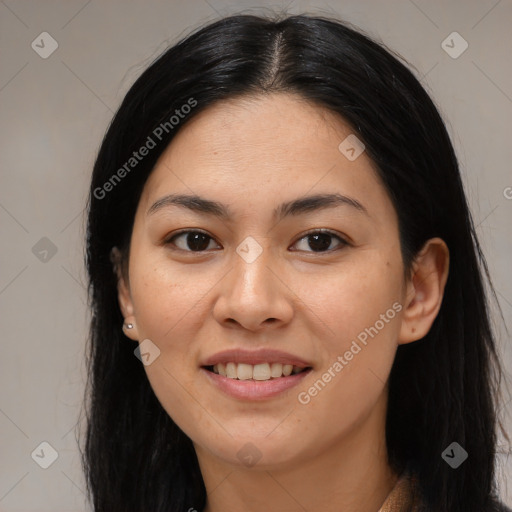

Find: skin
<box><xmin>113</xmin><ymin>93</ymin><xmax>449</xmax><ymax>512</ymax></box>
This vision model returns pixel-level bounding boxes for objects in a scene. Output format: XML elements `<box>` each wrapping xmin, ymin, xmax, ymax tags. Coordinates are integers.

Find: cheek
<box><xmin>294</xmin><ymin>304</ymin><xmax>400</xmax><ymax>445</ymax></box>
<box><xmin>130</xmin><ymin>264</ymin><xmax>205</xmax><ymax>432</ymax></box>
<box><xmin>130</xmin><ymin>259</ymin><xmax>205</xmax><ymax>340</ymax></box>
<box><xmin>294</xmin><ymin>254</ymin><xmax>402</xmax><ymax>408</ymax></box>
<box><xmin>127</xmin><ymin>258</ymin><xmax>216</xmax><ymax>432</ymax></box>
<box><xmin>299</xmin><ymin>253</ymin><xmax>403</xmax><ymax>347</ymax></box>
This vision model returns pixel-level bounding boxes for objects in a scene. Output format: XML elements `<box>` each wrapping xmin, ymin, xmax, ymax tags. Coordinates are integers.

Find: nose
<box><xmin>212</xmin><ymin>242</ymin><xmax>294</xmax><ymax>332</ymax></box>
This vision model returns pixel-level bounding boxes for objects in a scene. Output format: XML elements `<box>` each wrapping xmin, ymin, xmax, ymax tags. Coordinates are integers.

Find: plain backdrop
<box><xmin>0</xmin><ymin>0</ymin><xmax>511</xmax><ymax>510</ymax></box>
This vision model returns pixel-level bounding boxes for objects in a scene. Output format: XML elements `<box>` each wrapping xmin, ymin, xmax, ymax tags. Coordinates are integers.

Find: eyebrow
<box><xmin>146</xmin><ymin>192</ymin><xmax>368</xmax><ymax>220</ymax></box>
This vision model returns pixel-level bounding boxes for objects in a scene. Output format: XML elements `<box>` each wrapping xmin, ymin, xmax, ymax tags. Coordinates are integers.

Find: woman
<box><xmin>82</xmin><ymin>13</ymin><xmax>511</xmax><ymax>512</ymax></box>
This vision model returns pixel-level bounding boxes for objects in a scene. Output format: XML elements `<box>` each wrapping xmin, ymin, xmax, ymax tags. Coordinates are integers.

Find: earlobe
<box><xmin>121</xmin><ymin>316</ymin><xmax>139</xmax><ymax>341</ymax></box>
<box><xmin>110</xmin><ymin>246</ymin><xmax>139</xmax><ymax>341</ymax></box>
<box><xmin>398</xmin><ymin>237</ymin><xmax>449</xmax><ymax>345</ymax></box>
<box><xmin>122</xmin><ymin>320</ymin><xmax>138</xmax><ymax>339</ymax></box>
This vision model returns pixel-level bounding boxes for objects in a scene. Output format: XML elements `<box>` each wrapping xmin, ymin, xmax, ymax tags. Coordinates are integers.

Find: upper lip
<box><xmin>201</xmin><ymin>348</ymin><xmax>312</xmax><ymax>369</ymax></box>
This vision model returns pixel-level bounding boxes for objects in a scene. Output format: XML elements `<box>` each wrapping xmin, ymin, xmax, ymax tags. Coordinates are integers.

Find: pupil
<box><xmin>309</xmin><ymin>233</ymin><xmax>331</xmax><ymax>252</ymax></box>
<box><xmin>188</xmin><ymin>232</ymin><xmax>210</xmax><ymax>251</ymax></box>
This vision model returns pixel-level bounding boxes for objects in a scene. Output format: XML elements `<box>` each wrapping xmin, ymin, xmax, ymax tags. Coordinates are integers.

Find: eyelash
<box><xmin>164</xmin><ymin>229</ymin><xmax>350</xmax><ymax>254</ymax></box>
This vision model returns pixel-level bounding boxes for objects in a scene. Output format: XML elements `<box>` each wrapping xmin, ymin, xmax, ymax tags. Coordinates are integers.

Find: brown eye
<box><xmin>165</xmin><ymin>229</ymin><xmax>348</xmax><ymax>254</ymax></box>
<box><xmin>166</xmin><ymin>230</ymin><xmax>220</xmax><ymax>252</ymax></box>
<box><xmin>292</xmin><ymin>230</ymin><xmax>348</xmax><ymax>253</ymax></box>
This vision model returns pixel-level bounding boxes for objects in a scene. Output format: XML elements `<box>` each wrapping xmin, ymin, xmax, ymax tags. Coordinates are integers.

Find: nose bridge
<box><xmin>213</xmin><ymin>235</ymin><xmax>292</xmax><ymax>329</ymax></box>
<box><xmin>231</xmin><ymin>236</ymin><xmax>276</xmax><ymax>306</ymax></box>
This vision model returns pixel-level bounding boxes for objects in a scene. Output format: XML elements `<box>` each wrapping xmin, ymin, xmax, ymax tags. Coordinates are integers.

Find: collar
<box><xmin>378</xmin><ymin>470</ymin><xmax>422</xmax><ymax>512</ymax></box>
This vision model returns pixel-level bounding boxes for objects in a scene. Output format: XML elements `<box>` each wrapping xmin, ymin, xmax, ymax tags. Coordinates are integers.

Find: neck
<box><xmin>197</xmin><ymin>392</ymin><xmax>398</xmax><ymax>512</ymax></box>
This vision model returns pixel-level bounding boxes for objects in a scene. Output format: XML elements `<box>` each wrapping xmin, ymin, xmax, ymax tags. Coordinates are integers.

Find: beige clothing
<box><xmin>378</xmin><ymin>471</ymin><xmax>421</xmax><ymax>512</ymax></box>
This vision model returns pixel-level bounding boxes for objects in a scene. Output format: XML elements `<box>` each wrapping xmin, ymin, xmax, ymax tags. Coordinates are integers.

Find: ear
<box><xmin>110</xmin><ymin>247</ymin><xmax>139</xmax><ymax>341</ymax></box>
<box><xmin>398</xmin><ymin>237</ymin><xmax>450</xmax><ymax>345</ymax></box>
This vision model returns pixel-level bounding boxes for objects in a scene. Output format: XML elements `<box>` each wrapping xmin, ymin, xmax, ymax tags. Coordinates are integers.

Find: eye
<box><xmin>164</xmin><ymin>229</ymin><xmax>349</xmax><ymax>254</ymax></box>
<box><xmin>291</xmin><ymin>230</ymin><xmax>349</xmax><ymax>253</ymax></box>
<box><xmin>165</xmin><ymin>230</ymin><xmax>221</xmax><ymax>252</ymax></box>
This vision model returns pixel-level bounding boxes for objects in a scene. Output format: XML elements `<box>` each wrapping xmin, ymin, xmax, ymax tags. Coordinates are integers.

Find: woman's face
<box><xmin>118</xmin><ymin>93</ymin><xmax>409</xmax><ymax>470</ymax></box>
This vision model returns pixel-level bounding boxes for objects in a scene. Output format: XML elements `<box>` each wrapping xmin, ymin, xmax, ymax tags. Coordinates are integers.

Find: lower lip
<box><xmin>201</xmin><ymin>367</ymin><xmax>312</xmax><ymax>401</ymax></box>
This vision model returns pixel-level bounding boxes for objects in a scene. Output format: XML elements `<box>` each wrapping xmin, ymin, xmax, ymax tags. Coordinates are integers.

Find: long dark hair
<box><xmin>82</xmin><ymin>13</ymin><xmax>509</xmax><ymax>512</ymax></box>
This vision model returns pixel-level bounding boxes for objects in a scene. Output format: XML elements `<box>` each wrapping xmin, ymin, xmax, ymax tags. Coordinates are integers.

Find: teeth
<box><xmin>270</xmin><ymin>363</ymin><xmax>283</xmax><ymax>378</ymax></box>
<box><xmin>226</xmin><ymin>362</ymin><xmax>237</xmax><ymax>379</ymax></box>
<box><xmin>237</xmin><ymin>363</ymin><xmax>253</xmax><ymax>380</ymax></box>
<box><xmin>283</xmin><ymin>364</ymin><xmax>293</xmax><ymax>376</ymax></box>
<box><xmin>211</xmin><ymin>362</ymin><xmax>306</xmax><ymax>380</ymax></box>
<box><xmin>217</xmin><ymin>362</ymin><xmax>227</xmax><ymax>377</ymax></box>
<box><xmin>253</xmin><ymin>363</ymin><xmax>271</xmax><ymax>381</ymax></box>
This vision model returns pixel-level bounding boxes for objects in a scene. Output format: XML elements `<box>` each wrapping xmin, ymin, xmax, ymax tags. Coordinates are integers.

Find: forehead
<box><xmin>157</xmin><ymin>93</ymin><xmax>354</xmax><ymax>165</ymax></box>
<box><xmin>137</xmin><ymin>93</ymin><xmax>393</xmax><ymax>224</ymax></box>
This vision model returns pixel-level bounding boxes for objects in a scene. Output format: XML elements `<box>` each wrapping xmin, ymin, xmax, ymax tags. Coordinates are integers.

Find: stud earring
<box><xmin>123</xmin><ymin>322</ymin><xmax>134</xmax><ymax>330</ymax></box>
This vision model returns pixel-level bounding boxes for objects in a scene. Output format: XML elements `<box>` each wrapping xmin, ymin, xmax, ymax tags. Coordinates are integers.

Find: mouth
<box><xmin>200</xmin><ymin>348</ymin><xmax>313</xmax><ymax>400</ymax></box>
<box><xmin>203</xmin><ymin>362</ymin><xmax>312</xmax><ymax>381</ymax></box>
<box><xmin>201</xmin><ymin>359</ymin><xmax>313</xmax><ymax>400</ymax></box>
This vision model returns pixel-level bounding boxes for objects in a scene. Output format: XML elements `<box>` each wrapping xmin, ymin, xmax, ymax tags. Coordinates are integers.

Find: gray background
<box><xmin>0</xmin><ymin>0</ymin><xmax>511</xmax><ymax>510</ymax></box>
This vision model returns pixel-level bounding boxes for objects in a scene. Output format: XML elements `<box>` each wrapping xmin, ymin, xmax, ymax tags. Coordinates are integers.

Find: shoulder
<box><xmin>406</xmin><ymin>470</ymin><xmax>512</xmax><ymax>512</ymax></box>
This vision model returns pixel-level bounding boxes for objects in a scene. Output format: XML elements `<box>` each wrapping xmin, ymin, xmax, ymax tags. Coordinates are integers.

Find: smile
<box><xmin>201</xmin><ymin>365</ymin><xmax>312</xmax><ymax>401</ymax></box>
<box><xmin>206</xmin><ymin>362</ymin><xmax>309</xmax><ymax>380</ymax></box>
<box><xmin>200</xmin><ymin>348</ymin><xmax>313</xmax><ymax>400</ymax></box>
